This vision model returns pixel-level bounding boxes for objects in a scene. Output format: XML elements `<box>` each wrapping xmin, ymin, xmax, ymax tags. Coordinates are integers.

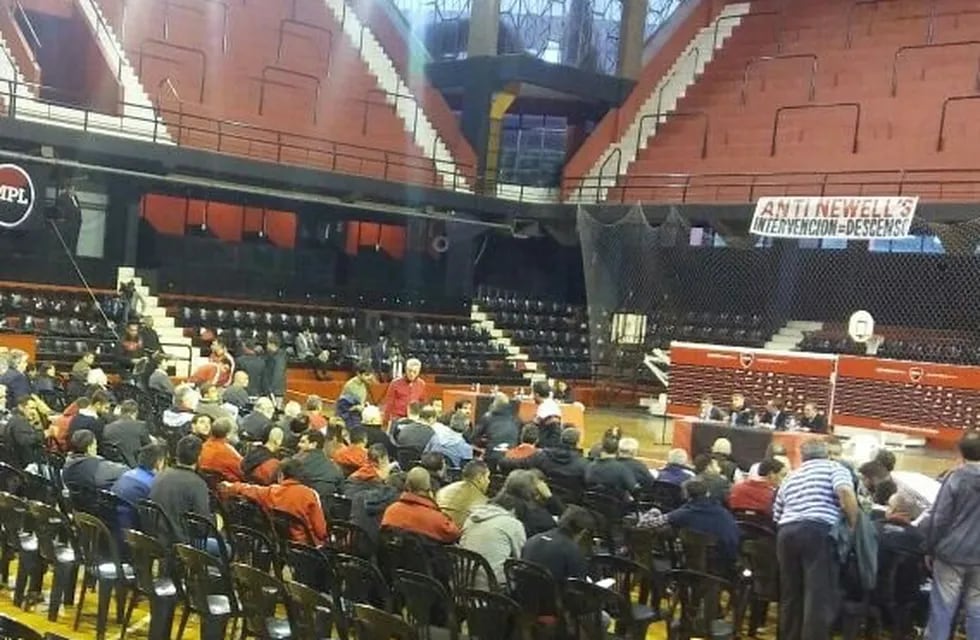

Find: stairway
<box><xmin>71</xmin><ymin>0</ymin><xmax>172</xmax><ymax>142</ymax></box>
<box><xmin>572</xmin><ymin>2</ymin><xmax>751</xmax><ymax>202</ymax></box>
<box><xmin>0</xmin><ymin>2</ymin><xmax>172</xmax><ymax>143</ymax></box>
<box><xmin>764</xmin><ymin>320</ymin><xmax>823</xmax><ymax>351</ymax></box>
<box><xmin>321</xmin><ymin>0</ymin><xmax>469</xmax><ymax>191</ymax></box>
<box><xmin>469</xmin><ymin>303</ymin><xmax>547</xmax><ymax>384</ymax></box>
<box><xmin>116</xmin><ymin>267</ymin><xmax>197</xmax><ymax>377</ymax></box>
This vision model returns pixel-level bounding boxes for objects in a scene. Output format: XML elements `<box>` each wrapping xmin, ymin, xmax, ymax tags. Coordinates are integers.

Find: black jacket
<box><xmin>236</xmin><ymin>353</ymin><xmax>266</xmax><ymax>396</ymax></box>
<box><xmin>1</xmin><ymin>415</ymin><xmax>43</xmax><ymax>468</ymax></box>
<box><xmin>68</xmin><ymin>412</ymin><xmax>107</xmax><ymax>442</ymax></box>
<box><xmin>62</xmin><ymin>454</ymin><xmax>128</xmax><ymax>491</ymax></box>
<box><xmin>102</xmin><ymin>418</ymin><xmax>152</xmax><ymax>467</ymax></box>
<box><xmin>586</xmin><ymin>457</ymin><xmax>639</xmax><ymax>497</ymax></box>
<box><xmin>148</xmin><ymin>466</ymin><xmax>212</xmax><ymax>545</ymax></box>
<box><xmin>801</xmin><ymin>413</ymin><xmax>829</xmax><ymax>434</ymax></box>
<box><xmin>394</xmin><ymin>422</ymin><xmax>435</xmax><ymax>451</ymax></box>
<box><xmin>522</xmin><ymin>528</ymin><xmax>589</xmax><ymax>584</ymax></box>
<box><xmin>502</xmin><ymin>445</ymin><xmax>588</xmax><ymax>483</ymax></box>
<box><xmin>516</xmin><ymin>496</ymin><xmax>563</xmax><ymax>537</ymax></box>
<box><xmin>240</xmin><ymin>411</ymin><xmax>272</xmax><ymax>442</ymax></box>
<box><xmin>263</xmin><ymin>350</ymin><xmax>288</xmax><ymax>396</ymax></box>
<box><xmin>351</xmin><ymin>484</ymin><xmax>400</xmax><ymax>543</ymax></box>
<box><xmin>222</xmin><ymin>386</ymin><xmax>250</xmax><ymax>410</ymax></box>
<box><xmin>471</xmin><ymin>407</ymin><xmax>519</xmax><ymax>451</ymax></box>
<box><xmin>294</xmin><ymin>450</ymin><xmax>345</xmax><ymax>500</ymax></box>
<box><xmin>619</xmin><ymin>457</ymin><xmax>655</xmax><ymax>490</ymax></box>
<box><xmin>352</xmin><ymin>425</ymin><xmax>397</xmax><ymax>459</ymax></box>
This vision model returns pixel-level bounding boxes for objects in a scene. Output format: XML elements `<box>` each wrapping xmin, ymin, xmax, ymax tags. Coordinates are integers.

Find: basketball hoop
<box><xmin>866</xmin><ymin>334</ymin><xmax>883</xmax><ymax>356</ymax></box>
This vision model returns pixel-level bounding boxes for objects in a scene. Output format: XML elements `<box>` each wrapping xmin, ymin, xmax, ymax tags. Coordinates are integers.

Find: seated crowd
<box><xmin>0</xmin><ymin>345</ymin><xmax>965</xmax><ymax>640</ymax></box>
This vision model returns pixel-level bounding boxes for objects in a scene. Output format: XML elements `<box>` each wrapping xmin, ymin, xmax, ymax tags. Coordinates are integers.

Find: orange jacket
<box><xmin>505</xmin><ymin>443</ymin><xmax>538</xmax><ymax>460</ymax></box>
<box><xmin>225</xmin><ymin>479</ymin><xmax>328</xmax><ymax>546</ymax></box>
<box><xmin>249</xmin><ymin>458</ymin><xmax>281</xmax><ymax>486</ymax></box>
<box><xmin>332</xmin><ymin>445</ymin><xmax>368</xmax><ymax>471</ymax></box>
<box><xmin>199</xmin><ymin>438</ymin><xmax>245</xmax><ymax>482</ymax></box>
<box><xmin>381</xmin><ymin>492</ymin><xmax>460</xmax><ymax>544</ymax></box>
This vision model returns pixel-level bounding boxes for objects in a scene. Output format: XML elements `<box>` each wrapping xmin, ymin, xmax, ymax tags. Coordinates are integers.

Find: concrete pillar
<box><xmin>467</xmin><ymin>0</ymin><xmax>501</xmax><ymax>58</ymax></box>
<box><xmin>617</xmin><ymin>0</ymin><xmax>647</xmax><ymax>79</ymax></box>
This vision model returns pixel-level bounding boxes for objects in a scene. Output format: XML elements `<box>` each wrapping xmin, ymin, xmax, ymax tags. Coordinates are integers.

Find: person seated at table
<box><xmin>698</xmin><ymin>395</ymin><xmax>725</xmax><ymax>421</ymax></box>
<box><xmin>759</xmin><ymin>398</ymin><xmax>789</xmax><ymax>430</ymax></box>
<box><xmin>728</xmin><ymin>458</ymin><xmax>785</xmax><ymax>518</ymax></box>
<box><xmin>638</xmin><ymin>478</ymin><xmax>741</xmax><ymax>569</ymax></box>
<box><xmin>694</xmin><ymin>453</ymin><xmax>731</xmax><ymax>504</ymax></box>
<box><xmin>711</xmin><ymin>438</ymin><xmax>739</xmax><ymax>482</ymax></box>
<box><xmin>728</xmin><ymin>393</ymin><xmax>755</xmax><ymax>427</ymax></box>
<box><xmin>658</xmin><ymin>449</ymin><xmax>695</xmax><ymax>485</ymax></box>
<box><xmin>800</xmin><ymin>402</ymin><xmax>829</xmax><ymax>433</ymax></box>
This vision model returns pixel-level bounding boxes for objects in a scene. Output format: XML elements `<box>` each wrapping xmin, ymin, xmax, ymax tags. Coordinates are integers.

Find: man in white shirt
<box><xmin>532</xmin><ymin>381</ymin><xmax>563</xmax><ymax>448</ymax></box>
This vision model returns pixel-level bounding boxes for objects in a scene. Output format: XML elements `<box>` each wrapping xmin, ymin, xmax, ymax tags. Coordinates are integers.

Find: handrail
<box><xmin>712</xmin><ymin>10</ymin><xmax>781</xmax><ymax>51</ymax></box>
<box><xmin>277</xmin><ymin>19</ymin><xmax>333</xmax><ymax>73</ymax></box>
<box><xmin>80</xmin><ymin>0</ymin><xmax>124</xmax><ymax>79</ymax></box>
<box><xmin>654</xmin><ymin>46</ymin><xmax>701</xmax><ymax>121</ymax></box>
<box><xmin>927</xmin><ymin>6</ymin><xmax>980</xmax><ymax>45</ymax></box>
<box><xmin>770</xmin><ymin>102</ymin><xmax>861</xmax><ymax>156</ymax></box>
<box><xmin>844</xmin><ymin>0</ymin><xmax>907</xmax><ymax>48</ymax></box>
<box><xmin>158</xmin><ymin>76</ymin><xmax>181</xmax><ymax>104</ymax></box>
<box><xmin>937</xmin><ymin>95</ymin><xmax>980</xmax><ymax>151</ymax></box>
<box><xmin>257</xmin><ymin>66</ymin><xmax>321</xmax><ymax>124</ymax></box>
<box><xmin>360</xmin><ymin>88</ymin><xmax>421</xmax><ymax>138</ymax></box>
<box><xmin>891</xmin><ymin>40</ymin><xmax>980</xmax><ymax>96</ymax></box>
<box><xmin>138</xmin><ymin>39</ymin><xmax>206</xmax><ymax>103</ymax></box>
<box><xmin>741</xmin><ymin>54</ymin><xmax>818</xmax><ymax>105</ymax></box>
<box><xmin>12</xmin><ymin>0</ymin><xmax>40</xmax><ymax>52</ymax></box>
<box><xmin>0</xmin><ymin>73</ymin><xmax>477</xmax><ymax>183</ymax></box>
<box><xmin>634</xmin><ymin>110</ymin><xmax>709</xmax><ymax>159</ymax></box>
<box><xmin>159</xmin><ymin>0</ymin><xmax>229</xmax><ymax>53</ymax></box>
<box><xmin>595</xmin><ymin>148</ymin><xmax>623</xmax><ymax>194</ymax></box>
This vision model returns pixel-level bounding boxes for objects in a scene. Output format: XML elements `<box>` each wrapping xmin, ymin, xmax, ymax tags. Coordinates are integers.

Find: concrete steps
<box><xmin>764</xmin><ymin>320</ymin><xmax>824</xmax><ymax>351</ymax></box>
<box><xmin>116</xmin><ymin>267</ymin><xmax>196</xmax><ymax>377</ymax></box>
<box><xmin>470</xmin><ymin>303</ymin><xmax>546</xmax><ymax>382</ymax></box>
<box><xmin>572</xmin><ymin>2</ymin><xmax>752</xmax><ymax>202</ymax></box>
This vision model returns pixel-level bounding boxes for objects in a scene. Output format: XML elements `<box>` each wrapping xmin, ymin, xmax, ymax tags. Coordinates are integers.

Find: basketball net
<box><xmin>865</xmin><ymin>334</ymin><xmax>883</xmax><ymax>356</ymax></box>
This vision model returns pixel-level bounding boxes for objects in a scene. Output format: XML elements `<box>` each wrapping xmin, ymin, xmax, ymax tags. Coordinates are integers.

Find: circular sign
<box><xmin>0</xmin><ymin>164</ymin><xmax>35</xmax><ymax>229</ymax></box>
<box><xmin>848</xmin><ymin>310</ymin><xmax>875</xmax><ymax>344</ymax></box>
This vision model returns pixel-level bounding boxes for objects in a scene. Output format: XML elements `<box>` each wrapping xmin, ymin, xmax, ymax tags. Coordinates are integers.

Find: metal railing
<box><xmin>741</xmin><ymin>54</ymin><xmax>818</xmax><ymax>105</ymax></box>
<box><xmin>136</xmin><ymin>39</ymin><xmax>206</xmax><ymax>103</ymax></box>
<box><xmin>891</xmin><ymin>40</ymin><xmax>980</xmax><ymax>96</ymax></box>
<box><xmin>770</xmin><ymin>102</ymin><xmax>861</xmax><ymax>156</ymax></box>
<box><xmin>635</xmin><ymin>110</ymin><xmax>710</xmax><ymax>159</ymax></box>
<box><xmin>277</xmin><ymin>19</ymin><xmax>333</xmax><ymax>73</ymax></box>
<box><xmin>360</xmin><ymin>88</ymin><xmax>423</xmax><ymax>139</ymax></box>
<box><xmin>257</xmin><ymin>66</ymin><xmax>321</xmax><ymax>124</ymax></box>
<box><xmin>937</xmin><ymin>95</ymin><xmax>980</xmax><ymax>152</ymax></box>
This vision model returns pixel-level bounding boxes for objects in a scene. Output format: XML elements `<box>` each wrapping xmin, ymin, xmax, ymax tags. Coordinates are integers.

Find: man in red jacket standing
<box><xmin>382</xmin><ymin>358</ymin><xmax>425</xmax><ymax>427</ymax></box>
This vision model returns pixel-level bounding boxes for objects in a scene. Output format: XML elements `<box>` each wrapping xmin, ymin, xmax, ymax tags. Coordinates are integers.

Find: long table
<box><xmin>442</xmin><ymin>390</ymin><xmax>586</xmax><ymax>426</ymax></box>
<box><xmin>672</xmin><ymin>418</ymin><xmax>826</xmax><ymax>468</ymax></box>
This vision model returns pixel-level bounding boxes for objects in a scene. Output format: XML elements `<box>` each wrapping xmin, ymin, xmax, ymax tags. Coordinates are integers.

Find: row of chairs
<box><xmin>0</xmin><ymin>291</ymin><xmax>127</xmax><ymax>322</ymax></box>
<box><xmin>405</xmin><ymin>339</ymin><xmax>507</xmax><ymax>357</ymax></box>
<box><xmin>175</xmin><ymin>306</ymin><xmax>357</xmax><ymax>332</ymax></box>
<box><xmin>646</xmin><ymin>324</ymin><xmax>770</xmax><ymax>349</ymax></box>
<box><xmin>476</xmin><ymin>292</ymin><xmax>583</xmax><ymax>319</ymax></box>
<box><xmin>3</xmin><ymin>316</ymin><xmax>117</xmax><ymax>339</ymax></box>
<box><xmin>490</xmin><ymin>312</ymin><xmax>589</xmax><ymax>332</ymax></box>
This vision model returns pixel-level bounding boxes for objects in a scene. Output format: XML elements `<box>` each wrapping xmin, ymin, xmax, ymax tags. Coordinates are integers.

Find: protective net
<box><xmin>577</xmin><ymin>205</ymin><xmax>980</xmax><ymax>382</ymax></box>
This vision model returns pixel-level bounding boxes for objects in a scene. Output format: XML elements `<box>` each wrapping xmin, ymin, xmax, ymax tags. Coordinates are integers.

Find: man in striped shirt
<box><xmin>773</xmin><ymin>439</ymin><xmax>859</xmax><ymax>640</ymax></box>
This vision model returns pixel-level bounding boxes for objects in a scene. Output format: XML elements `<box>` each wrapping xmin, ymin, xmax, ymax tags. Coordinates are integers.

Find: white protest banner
<box><xmin>750</xmin><ymin>196</ymin><xmax>918</xmax><ymax>239</ymax></box>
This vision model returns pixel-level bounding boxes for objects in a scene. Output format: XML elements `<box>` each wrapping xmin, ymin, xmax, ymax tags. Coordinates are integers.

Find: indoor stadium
<box><xmin>0</xmin><ymin>0</ymin><xmax>977</xmax><ymax>637</ymax></box>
